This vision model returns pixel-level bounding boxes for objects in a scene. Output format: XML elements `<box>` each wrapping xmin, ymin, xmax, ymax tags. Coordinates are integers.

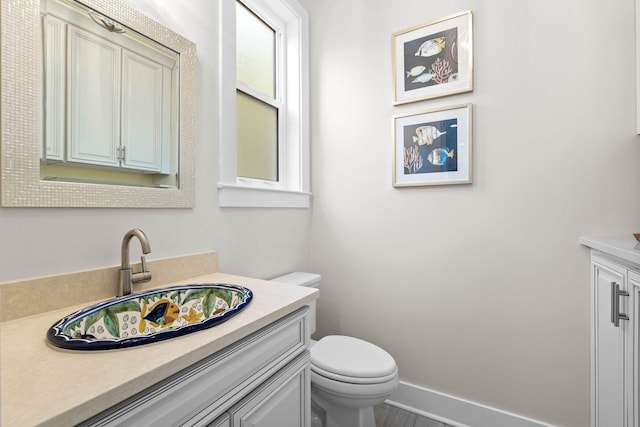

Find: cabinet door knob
<box><xmin>611</xmin><ymin>282</ymin><xmax>630</xmax><ymax>327</ymax></box>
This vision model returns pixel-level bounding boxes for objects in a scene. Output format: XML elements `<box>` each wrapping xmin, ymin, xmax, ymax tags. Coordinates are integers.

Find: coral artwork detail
<box><xmin>430</xmin><ymin>58</ymin><xmax>453</xmax><ymax>84</ymax></box>
<box><xmin>404</xmin><ymin>144</ymin><xmax>423</xmax><ymax>174</ymax></box>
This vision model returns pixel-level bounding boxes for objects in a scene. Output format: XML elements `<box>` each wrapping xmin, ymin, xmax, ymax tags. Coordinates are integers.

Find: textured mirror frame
<box><xmin>1</xmin><ymin>0</ymin><xmax>196</xmax><ymax>208</ymax></box>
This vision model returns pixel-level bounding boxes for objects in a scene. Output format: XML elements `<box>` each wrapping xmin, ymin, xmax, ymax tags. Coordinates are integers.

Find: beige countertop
<box><xmin>0</xmin><ymin>272</ymin><xmax>318</xmax><ymax>427</ymax></box>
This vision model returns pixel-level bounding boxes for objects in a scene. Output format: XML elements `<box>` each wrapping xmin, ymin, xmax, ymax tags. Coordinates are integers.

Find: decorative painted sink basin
<box><xmin>47</xmin><ymin>283</ymin><xmax>253</xmax><ymax>351</ymax></box>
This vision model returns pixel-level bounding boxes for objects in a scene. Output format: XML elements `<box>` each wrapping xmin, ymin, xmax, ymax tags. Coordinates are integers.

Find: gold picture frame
<box><xmin>393</xmin><ymin>104</ymin><xmax>472</xmax><ymax>187</ymax></box>
<box><xmin>392</xmin><ymin>10</ymin><xmax>473</xmax><ymax>105</ymax></box>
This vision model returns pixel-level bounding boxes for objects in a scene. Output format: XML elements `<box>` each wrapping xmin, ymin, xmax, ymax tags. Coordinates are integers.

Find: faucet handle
<box><xmin>132</xmin><ymin>255</ymin><xmax>152</xmax><ymax>284</ymax></box>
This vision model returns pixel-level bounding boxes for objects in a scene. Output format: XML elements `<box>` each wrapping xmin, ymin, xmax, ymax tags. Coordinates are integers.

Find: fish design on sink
<box><xmin>47</xmin><ymin>284</ymin><xmax>253</xmax><ymax>350</ymax></box>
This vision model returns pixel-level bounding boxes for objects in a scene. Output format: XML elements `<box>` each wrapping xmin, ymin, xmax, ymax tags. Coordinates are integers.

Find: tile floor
<box><xmin>374</xmin><ymin>403</ymin><xmax>455</xmax><ymax>427</ymax></box>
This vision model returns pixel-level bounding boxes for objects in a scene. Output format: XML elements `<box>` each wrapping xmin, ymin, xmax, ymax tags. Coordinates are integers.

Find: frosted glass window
<box><xmin>219</xmin><ymin>0</ymin><xmax>309</xmax><ymax>207</ymax></box>
<box><xmin>236</xmin><ymin>2</ymin><xmax>275</xmax><ymax>98</ymax></box>
<box><xmin>236</xmin><ymin>90</ymin><xmax>278</xmax><ymax>181</ymax></box>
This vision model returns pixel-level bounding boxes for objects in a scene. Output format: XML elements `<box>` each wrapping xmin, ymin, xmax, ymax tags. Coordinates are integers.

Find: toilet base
<box><xmin>312</xmin><ymin>385</ymin><xmax>378</xmax><ymax>427</ymax></box>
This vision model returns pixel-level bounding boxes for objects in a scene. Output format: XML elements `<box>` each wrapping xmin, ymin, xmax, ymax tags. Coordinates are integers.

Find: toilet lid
<box><xmin>311</xmin><ymin>335</ymin><xmax>397</xmax><ymax>379</ymax></box>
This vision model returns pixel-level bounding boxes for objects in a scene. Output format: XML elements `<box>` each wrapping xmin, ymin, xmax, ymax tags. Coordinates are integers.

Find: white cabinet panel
<box><xmin>67</xmin><ymin>25</ymin><xmax>120</xmax><ymax>167</ymax></box>
<box><xmin>230</xmin><ymin>354</ymin><xmax>310</xmax><ymax>427</ymax></box>
<box><xmin>628</xmin><ymin>272</ymin><xmax>640</xmax><ymax>427</ymax></box>
<box><xmin>121</xmin><ymin>50</ymin><xmax>169</xmax><ymax>172</ymax></box>
<box><xmin>42</xmin><ymin>14</ymin><xmax>66</xmax><ymax>161</ymax></box>
<box><xmin>592</xmin><ymin>256</ymin><xmax>627</xmax><ymax>427</ymax></box>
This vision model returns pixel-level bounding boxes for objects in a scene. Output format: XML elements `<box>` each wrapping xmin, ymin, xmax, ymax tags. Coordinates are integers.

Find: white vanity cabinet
<box><xmin>585</xmin><ymin>242</ymin><xmax>640</xmax><ymax>427</ymax></box>
<box><xmin>80</xmin><ymin>307</ymin><xmax>311</xmax><ymax>427</ymax></box>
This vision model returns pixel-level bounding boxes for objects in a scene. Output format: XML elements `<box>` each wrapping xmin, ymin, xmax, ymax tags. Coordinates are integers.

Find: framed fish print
<box><xmin>393</xmin><ymin>104</ymin><xmax>472</xmax><ymax>187</ymax></box>
<box><xmin>392</xmin><ymin>10</ymin><xmax>473</xmax><ymax>105</ymax></box>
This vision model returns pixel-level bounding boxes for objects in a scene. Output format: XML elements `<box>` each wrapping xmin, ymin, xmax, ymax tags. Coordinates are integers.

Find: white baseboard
<box><xmin>386</xmin><ymin>381</ymin><xmax>557</xmax><ymax>427</ymax></box>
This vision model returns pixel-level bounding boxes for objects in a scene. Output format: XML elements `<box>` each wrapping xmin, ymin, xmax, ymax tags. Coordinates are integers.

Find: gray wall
<box><xmin>307</xmin><ymin>0</ymin><xmax>640</xmax><ymax>426</ymax></box>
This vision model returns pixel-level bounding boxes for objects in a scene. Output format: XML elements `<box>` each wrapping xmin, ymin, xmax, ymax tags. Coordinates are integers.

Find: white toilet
<box><xmin>271</xmin><ymin>272</ymin><xmax>399</xmax><ymax>427</ymax></box>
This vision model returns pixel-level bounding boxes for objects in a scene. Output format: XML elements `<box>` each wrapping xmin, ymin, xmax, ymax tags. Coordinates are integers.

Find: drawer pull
<box><xmin>611</xmin><ymin>282</ymin><xmax>629</xmax><ymax>327</ymax></box>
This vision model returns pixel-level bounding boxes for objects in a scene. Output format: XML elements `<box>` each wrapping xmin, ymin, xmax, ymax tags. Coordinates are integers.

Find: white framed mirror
<box><xmin>1</xmin><ymin>0</ymin><xmax>196</xmax><ymax>207</ymax></box>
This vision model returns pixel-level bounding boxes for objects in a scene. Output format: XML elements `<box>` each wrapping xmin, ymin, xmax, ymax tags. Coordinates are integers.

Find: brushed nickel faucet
<box><xmin>118</xmin><ymin>229</ymin><xmax>152</xmax><ymax>296</ymax></box>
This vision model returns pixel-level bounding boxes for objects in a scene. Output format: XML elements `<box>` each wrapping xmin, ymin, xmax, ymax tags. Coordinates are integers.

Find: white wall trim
<box><xmin>218</xmin><ymin>184</ymin><xmax>311</xmax><ymax>208</ymax></box>
<box><xmin>387</xmin><ymin>381</ymin><xmax>557</xmax><ymax>427</ymax></box>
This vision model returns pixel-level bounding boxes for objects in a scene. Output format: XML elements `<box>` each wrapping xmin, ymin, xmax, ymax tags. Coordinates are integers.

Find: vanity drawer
<box><xmin>82</xmin><ymin>307</ymin><xmax>309</xmax><ymax>427</ymax></box>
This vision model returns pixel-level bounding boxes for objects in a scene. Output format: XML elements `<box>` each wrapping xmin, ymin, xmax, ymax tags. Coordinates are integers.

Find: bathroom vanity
<box><xmin>581</xmin><ymin>237</ymin><xmax>640</xmax><ymax>427</ymax></box>
<box><xmin>0</xmin><ymin>252</ymin><xmax>318</xmax><ymax>427</ymax></box>
<box><xmin>81</xmin><ymin>307</ymin><xmax>310</xmax><ymax>426</ymax></box>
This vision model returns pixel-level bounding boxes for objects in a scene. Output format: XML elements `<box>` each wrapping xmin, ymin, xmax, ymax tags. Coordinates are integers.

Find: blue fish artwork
<box><xmin>403</xmin><ymin>118</ymin><xmax>458</xmax><ymax>174</ymax></box>
<box><xmin>427</xmin><ymin>148</ymin><xmax>454</xmax><ymax>166</ymax></box>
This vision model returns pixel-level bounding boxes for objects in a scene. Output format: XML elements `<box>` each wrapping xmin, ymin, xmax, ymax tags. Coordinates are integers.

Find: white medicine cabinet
<box><xmin>41</xmin><ymin>0</ymin><xmax>178</xmax><ymax>175</ymax></box>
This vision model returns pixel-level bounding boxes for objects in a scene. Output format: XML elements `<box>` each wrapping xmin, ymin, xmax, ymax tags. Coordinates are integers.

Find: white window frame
<box><xmin>219</xmin><ymin>0</ymin><xmax>310</xmax><ymax>208</ymax></box>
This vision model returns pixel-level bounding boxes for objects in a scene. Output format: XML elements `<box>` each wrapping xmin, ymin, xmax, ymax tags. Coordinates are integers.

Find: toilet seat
<box><xmin>311</xmin><ymin>363</ymin><xmax>398</xmax><ymax>385</ymax></box>
<box><xmin>311</xmin><ymin>335</ymin><xmax>397</xmax><ymax>384</ymax></box>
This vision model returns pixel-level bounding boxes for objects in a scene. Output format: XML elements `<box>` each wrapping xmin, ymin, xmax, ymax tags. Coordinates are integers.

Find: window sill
<box><xmin>218</xmin><ymin>183</ymin><xmax>311</xmax><ymax>208</ymax></box>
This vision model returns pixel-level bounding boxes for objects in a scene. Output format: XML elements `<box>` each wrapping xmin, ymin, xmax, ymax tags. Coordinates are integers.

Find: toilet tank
<box><xmin>270</xmin><ymin>272</ymin><xmax>320</xmax><ymax>335</ymax></box>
